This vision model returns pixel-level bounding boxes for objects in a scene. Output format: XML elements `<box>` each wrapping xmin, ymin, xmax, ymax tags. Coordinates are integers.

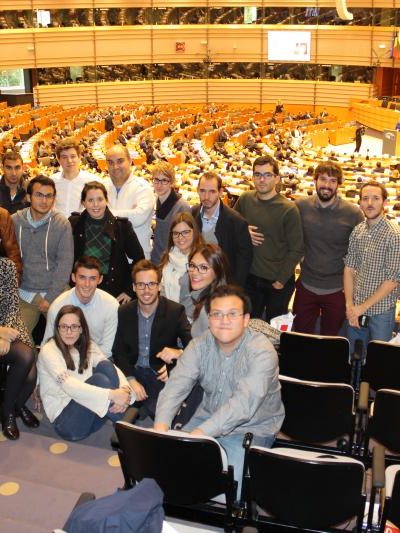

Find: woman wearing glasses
<box><xmin>38</xmin><ymin>305</ymin><xmax>134</xmax><ymax>441</ymax></box>
<box><xmin>0</xmin><ymin>257</ymin><xmax>39</xmax><ymax>440</ymax></box>
<box><xmin>69</xmin><ymin>181</ymin><xmax>144</xmax><ymax>304</ymax></box>
<box><xmin>159</xmin><ymin>212</ymin><xmax>203</xmax><ymax>312</ymax></box>
<box><xmin>187</xmin><ymin>243</ymin><xmax>230</xmax><ymax>337</ymax></box>
<box><xmin>150</xmin><ymin>162</ymin><xmax>190</xmax><ymax>265</ymax></box>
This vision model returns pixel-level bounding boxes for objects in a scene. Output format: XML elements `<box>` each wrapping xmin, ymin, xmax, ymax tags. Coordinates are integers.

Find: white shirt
<box><xmin>105</xmin><ymin>174</ymin><xmax>155</xmax><ymax>258</ymax></box>
<box><xmin>52</xmin><ymin>169</ymin><xmax>97</xmax><ymax>217</ymax></box>
<box><xmin>42</xmin><ymin>288</ymin><xmax>119</xmax><ymax>357</ymax></box>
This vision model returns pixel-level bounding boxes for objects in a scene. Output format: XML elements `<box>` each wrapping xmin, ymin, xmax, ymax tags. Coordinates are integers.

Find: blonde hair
<box><xmin>152</xmin><ymin>161</ymin><xmax>175</xmax><ymax>185</ymax></box>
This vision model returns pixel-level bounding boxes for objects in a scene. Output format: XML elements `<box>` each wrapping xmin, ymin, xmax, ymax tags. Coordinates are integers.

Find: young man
<box><xmin>42</xmin><ymin>256</ymin><xmax>119</xmax><ymax>358</ymax></box>
<box><xmin>154</xmin><ymin>284</ymin><xmax>284</xmax><ymax>485</ymax></box>
<box><xmin>105</xmin><ymin>145</ymin><xmax>155</xmax><ymax>258</ymax></box>
<box><xmin>0</xmin><ymin>151</ymin><xmax>28</xmax><ymax>214</ymax></box>
<box><xmin>52</xmin><ymin>139</ymin><xmax>94</xmax><ymax>216</ymax></box>
<box><xmin>150</xmin><ymin>161</ymin><xmax>190</xmax><ymax>265</ymax></box>
<box><xmin>235</xmin><ymin>155</ymin><xmax>303</xmax><ymax>321</ymax></box>
<box><xmin>344</xmin><ymin>181</ymin><xmax>400</xmax><ymax>351</ymax></box>
<box><xmin>192</xmin><ymin>171</ymin><xmax>253</xmax><ymax>287</ymax></box>
<box><xmin>293</xmin><ymin>162</ymin><xmax>364</xmax><ymax>335</ymax></box>
<box><xmin>12</xmin><ymin>175</ymin><xmax>74</xmax><ymax>335</ymax></box>
<box><xmin>112</xmin><ymin>260</ymin><xmax>192</xmax><ymax>420</ymax></box>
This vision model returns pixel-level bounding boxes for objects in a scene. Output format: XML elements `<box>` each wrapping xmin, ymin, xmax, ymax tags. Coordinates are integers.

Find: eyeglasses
<box><xmin>187</xmin><ymin>262</ymin><xmax>211</xmax><ymax>274</ymax></box>
<box><xmin>32</xmin><ymin>192</ymin><xmax>55</xmax><ymax>200</ymax></box>
<box><xmin>208</xmin><ymin>310</ymin><xmax>244</xmax><ymax>321</ymax></box>
<box><xmin>253</xmin><ymin>172</ymin><xmax>275</xmax><ymax>180</ymax></box>
<box><xmin>172</xmin><ymin>229</ymin><xmax>192</xmax><ymax>239</ymax></box>
<box><xmin>58</xmin><ymin>324</ymin><xmax>81</xmax><ymax>332</ymax></box>
<box><xmin>135</xmin><ymin>281</ymin><xmax>159</xmax><ymax>290</ymax></box>
<box><xmin>153</xmin><ymin>178</ymin><xmax>171</xmax><ymax>185</ymax></box>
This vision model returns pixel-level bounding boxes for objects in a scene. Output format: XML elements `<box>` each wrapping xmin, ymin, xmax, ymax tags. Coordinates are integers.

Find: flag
<box><xmin>391</xmin><ymin>31</ymin><xmax>400</xmax><ymax>59</ymax></box>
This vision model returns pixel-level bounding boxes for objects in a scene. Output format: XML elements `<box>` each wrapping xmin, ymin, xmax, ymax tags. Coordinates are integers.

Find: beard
<box><xmin>316</xmin><ymin>187</ymin><xmax>336</xmax><ymax>203</ymax></box>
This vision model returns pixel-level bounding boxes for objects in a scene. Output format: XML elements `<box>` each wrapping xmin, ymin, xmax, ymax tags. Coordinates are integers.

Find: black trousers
<box><xmin>246</xmin><ymin>274</ymin><xmax>295</xmax><ymax>322</ymax></box>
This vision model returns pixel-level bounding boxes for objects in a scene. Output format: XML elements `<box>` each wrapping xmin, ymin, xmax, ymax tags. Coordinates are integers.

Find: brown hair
<box><xmin>2</xmin><ymin>151</ymin><xmax>23</xmax><ymax>166</ymax></box>
<box><xmin>152</xmin><ymin>161</ymin><xmax>175</xmax><ymax>184</ymax></box>
<box><xmin>53</xmin><ymin>305</ymin><xmax>90</xmax><ymax>374</ymax></box>
<box><xmin>188</xmin><ymin>243</ymin><xmax>230</xmax><ymax>320</ymax></box>
<box><xmin>55</xmin><ymin>138</ymin><xmax>81</xmax><ymax>159</ymax></box>
<box><xmin>132</xmin><ymin>259</ymin><xmax>162</xmax><ymax>284</ymax></box>
<box><xmin>359</xmin><ymin>180</ymin><xmax>388</xmax><ymax>201</ymax></box>
<box><xmin>80</xmin><ymin>180</ymin><xmax>108</xmax><ymax>203</ymax></box>
<box><xmin>314</xmin><ymin>161</ymin><xmax>343</xmax><ymax>185</ymax></box>
<box><xmin>159</xmin><ymin>212</ymin><xmax>203</xmax><ymax>269</ymax></box>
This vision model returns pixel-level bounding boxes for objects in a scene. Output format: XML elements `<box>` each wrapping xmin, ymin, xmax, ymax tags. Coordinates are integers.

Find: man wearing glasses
<box><xmin>112</xmin><ymin>259</ymin><xmax>191</xmax><ymax>423</ymax></box>
<box><xmin>105</xmin><ymin>145</ymin><xmax>154</xmax><ymax>258</ymax></box>
<box><xmin>154</xmin><ymin>284</ymin><xmax>284</xmax><ymax>487</ymax></box>
<box><xmin>235</xmin><ymin>155</ymin><xmax>303</xmax><ymax>321</ymax></box>
<box><xmin>150</xmin><ymin>161</ymin><xmax>190</xmax><ymax>265</ymax></box>
<box><xmin>12</xmin><ymin>175</ymin><xmax>74</xmax><ymax>336</ymax></box>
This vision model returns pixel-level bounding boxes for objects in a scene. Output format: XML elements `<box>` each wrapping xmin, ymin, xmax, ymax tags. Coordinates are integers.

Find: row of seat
<box><xmin>113</xmin><ymin>422</ymin><xmax>400</xmax><ymax>532</ymax></box>
<box><xmin>278</xmin><ymin>332</ymin><xmax>400</xmax><ymax>465</ymax></box>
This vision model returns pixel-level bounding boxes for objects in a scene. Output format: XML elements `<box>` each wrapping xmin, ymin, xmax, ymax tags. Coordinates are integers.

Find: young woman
<box><xmin>160</xmin><ymin>212</ymin><xmax>203</xmax><ymax>312</ymax></box>
<box><xmin>38</xmin><ymin>305</ymin><xmax>134</xmax><ymax>441</ymax></box>
<box><xmin>69</xmin><ymin>181</ymin><xmax>144</xmax><ymax>304</ymax></box>
<box><xmin>187</xmin><ymin>243</ymin><xmax>230</xmax><ymax>338</ymax></box>
<box><xmin>0</xmin><ymin>257</ymin><xmax>38</xmax><ymax>440</ymax></box>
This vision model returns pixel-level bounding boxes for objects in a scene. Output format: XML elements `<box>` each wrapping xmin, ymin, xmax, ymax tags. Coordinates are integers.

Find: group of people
<box><xmin>0</xmin><ymin>137</ymin><xmax>399</xmax><ymax>485</ymax></box>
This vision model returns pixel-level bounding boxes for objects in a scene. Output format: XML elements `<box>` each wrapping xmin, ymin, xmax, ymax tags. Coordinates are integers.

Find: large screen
<box><xmin>268</xmin><ymin>31</ymin><xmax>311</xmax><ymax>62</ymax></box>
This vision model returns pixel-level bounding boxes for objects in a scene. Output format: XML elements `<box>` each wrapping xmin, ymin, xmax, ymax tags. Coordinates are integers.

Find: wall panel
<box><xmin>153</xmin><ymin>80</ymin><xmax>207</xmax><ymax>103</ymax></box>
<box><xmin>0</xmin><ymin>24</ymin><xmax>397</xmax><ymax>69</ymax></box>
<box><xmin>34</xmin><ymin>29</ymin><xmax>96</xmax><ymax>67</ymax></box>
<box><xmin>96</xmin><ymin>81</ymin><xmax>153</xmax><ymax>106</ymax></box>
<box><xmin>33</xmin><ymin>79</ymin><xmax>375</xmax><ymax>109</ymax></box>
<box><xmin>34</xmin><ymin>83</ymin><xmax>97</xmax><ymax>107</ymax></box>
<box><xmin>0</xmin><ymin>31</ymin><xmax>35</xmax><ymax>69</ymax></box>
<box><xmin>95</xmin><ymin>27</ymin><xmax>152</xmax><ymax>64</ymax></box>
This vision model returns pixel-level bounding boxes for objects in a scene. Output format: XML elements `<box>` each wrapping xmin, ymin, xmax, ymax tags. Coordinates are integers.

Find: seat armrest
<box><xmin>358</xmin><ymin>381</ymin><xmax>370</xmax><ymax>412</ymax></box>
<box><xmin>372</xmin><ymin>445</ymin><xmax>385</xmax><ymax>489</ymax></box>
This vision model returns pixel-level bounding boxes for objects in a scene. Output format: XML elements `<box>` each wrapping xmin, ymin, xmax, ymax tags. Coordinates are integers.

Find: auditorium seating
<box><xmin>279</xmin><ymin>331</ymin><xmax>353</xmax><ymax>385</ymax></box>
<box><xmin>242</xmin><ymin>446</ymin><xmax>367</xmax><ymax>531</ymax></box>
<box><xmin>114</xmin><ymin>422</ymin><xmax>236</xmax><ymax>531</ymax></box>
<box><xmin>277</xmin><ymin>376</ymin><xmax>365</xmax><ymax>455</ymax></box>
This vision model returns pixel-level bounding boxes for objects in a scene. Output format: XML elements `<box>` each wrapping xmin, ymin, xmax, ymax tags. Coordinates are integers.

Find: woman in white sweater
<box><xmin>38</xmin><ymin>305</ymin><xmax>134</xmax><ymax>441</ymax></box>
<box><xmin>159</xmin><ymin>211</ymin><xmax>203</xmax><ymax>313</ymax></box>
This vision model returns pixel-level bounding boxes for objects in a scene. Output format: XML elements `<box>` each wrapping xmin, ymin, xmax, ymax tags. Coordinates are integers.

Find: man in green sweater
<box><xmin>235</xmin><ymin>155</ymin><xmax>303</xmax><ymax>321</ymax></box>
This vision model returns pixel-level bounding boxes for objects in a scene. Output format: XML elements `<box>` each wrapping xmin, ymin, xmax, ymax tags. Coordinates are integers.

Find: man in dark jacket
<box><xmin>112</xmin><ymin>260</ymin><xmax>191</xmax><ymax>420</ymax></box>
<box><xmin>191</xmin><ymin>172</ymin><xmax>253</xmax><ymax>287</ymax></box>
<box><xmin>0</xmin><ymin>151</ymin><xmax>28</xmax><ymax>214</ymax></box>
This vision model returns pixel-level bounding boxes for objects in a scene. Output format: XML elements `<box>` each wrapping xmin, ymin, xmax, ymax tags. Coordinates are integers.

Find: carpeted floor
<box><xmin>0</xmin><ymin>424</ymin><xmax>125</xmax><ymax>532</ymax></box>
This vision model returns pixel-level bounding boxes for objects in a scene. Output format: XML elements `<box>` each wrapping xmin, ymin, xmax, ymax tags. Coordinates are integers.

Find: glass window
<box><xmin>0</xmin><ymin>68</ymin><xmax>25</xmax><ymax>90</ymax></box>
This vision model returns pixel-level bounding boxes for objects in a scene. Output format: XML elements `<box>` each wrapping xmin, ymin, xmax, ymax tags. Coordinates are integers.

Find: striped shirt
<box><xmin>344</xmin><ymin>217</ymin><xmax>400</xmax><ymax>315</ymax></box>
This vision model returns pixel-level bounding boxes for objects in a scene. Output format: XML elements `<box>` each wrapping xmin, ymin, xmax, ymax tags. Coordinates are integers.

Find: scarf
<box><xmin>161</xmin><ymin>246</ymin><xmax>189</xmax><ymax>302</ymax></box>
<box><xmin>156</xmin><ymin>189</ymin><xmax>180</xmax><ymax>220</ymax></box>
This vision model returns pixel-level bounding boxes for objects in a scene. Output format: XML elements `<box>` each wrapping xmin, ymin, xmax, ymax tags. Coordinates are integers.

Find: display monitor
<box><xmin>268</xmin><ymin>31</ymin><xmax>311</xmax><ymax>62</ymax></box>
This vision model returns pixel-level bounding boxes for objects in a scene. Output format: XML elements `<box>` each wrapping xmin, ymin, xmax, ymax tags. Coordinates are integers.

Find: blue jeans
<box><xmin>54</xmin><ymin>360</ymin><xmax>123</xmax><ymax>441</ymax></box>
<box><xmin>183</xmin><ymin>415</ymin><xmax>275</xmax><ymax>494</ymax></box>
<box><xmin>347</xmin><ymin>307</ymin><xmax>396</xmax><ymax>357</ymax></box>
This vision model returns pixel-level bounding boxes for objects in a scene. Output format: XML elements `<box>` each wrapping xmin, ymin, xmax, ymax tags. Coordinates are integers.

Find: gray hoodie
<box><xmin>12</xmin><ymin>208</ymin><xmax>74</xmax><ymax>303</ymax></box>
